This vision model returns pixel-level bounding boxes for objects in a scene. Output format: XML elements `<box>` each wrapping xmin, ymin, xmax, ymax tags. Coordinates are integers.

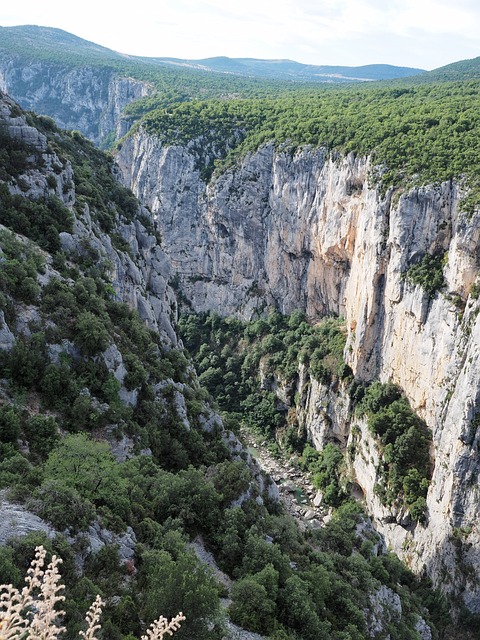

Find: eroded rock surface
<box><xmin>0</xmin><ymin>60</ymin><xmax>151</xmax><ymax>145</ymax></box>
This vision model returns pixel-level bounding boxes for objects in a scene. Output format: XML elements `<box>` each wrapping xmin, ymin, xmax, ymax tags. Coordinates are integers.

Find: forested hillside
<box><xmin>0</xmin><ymin>25</ymin><xmax>427</xmax><ymax>149</ymax></box>
<box><xmin>0</xmin><ymin>92</ymin><xmax>463</xmax><ymax>639</ymax></box>
<box><xmin>125</xmin><ymin>80</ymin><xmax>480</xmax><ymax>206</ymax></box>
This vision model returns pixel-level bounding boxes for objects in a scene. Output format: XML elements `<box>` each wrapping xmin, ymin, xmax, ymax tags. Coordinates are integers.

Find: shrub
<box><xmin>0</xmin><ymin>406</ymin><xmax>21</xmax><ymax>443</ymax></box>
<box><xmin>357</xmin><ymin>382</ymin><xmax>432</xmax><ymax>517</ymax></box>
<box><xmin>31</xmin><ymin>480</ymin><xmax>96</xmax><ymax>532</ymax></box>
<box><xmin>308</xmin><ymin>443</ymin><xmax>348</xmax><ymax>507</ymax></box>
<box><xmin>405</xmin><ymin>252</ymin><xmax>447</xmax><ymax>299</ymax></box>
<box><xmin>230</xmin><ymin>576</ymin><xmax>276</xmax><ymax>634</ymax></box>
<box><xmin>74</xmin><ymin>311</ymin><xmax>110</xmax><ymax>356</ymax></box>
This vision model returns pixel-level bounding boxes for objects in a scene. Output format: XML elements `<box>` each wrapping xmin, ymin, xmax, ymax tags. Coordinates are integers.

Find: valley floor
<box><xmin>239</xmin><ymin>428</ymin><xmax>332</xmax><ymax>528</ymax></box>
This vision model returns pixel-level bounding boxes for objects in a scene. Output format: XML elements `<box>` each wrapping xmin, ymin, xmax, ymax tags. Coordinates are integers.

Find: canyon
<box><xmin>0</xmin><ymin>41</ymin><xmax>479</xmax><ymax>619</ymax></box>
<box><xmin>116</xmin><ymin>129</ymin><xmax>480</xmax><ymax>609</ymax></box>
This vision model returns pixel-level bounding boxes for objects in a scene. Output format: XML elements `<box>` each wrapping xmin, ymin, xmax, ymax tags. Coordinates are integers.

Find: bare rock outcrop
<box><xmin>0</xmin><ymin>492</ymin><xmax>57</xmax><ymax>544</ymax></box>
<box><xmin>0</xmin><ymin>59</ymin><xmax>151</xmax><ymax>145</ymax></box>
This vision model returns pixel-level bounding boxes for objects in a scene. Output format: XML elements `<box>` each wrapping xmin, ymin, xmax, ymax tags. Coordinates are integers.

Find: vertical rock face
<box><xmin>0</xmin><ymin>59</ymin><xmax>151</xmax><ymax>145</ymax></box>
<box><xmin>117</xmin><ymin>136</ymin><xmax>366</xmax><ymax>318</ymax></box>
<box><xmin>58</xmin><ymin>206</ymin><xmax>178</xmax><ymax>345</ymax></box>
<box><xmin>116</xmin><ymin>129</ymin><xmax>480</xmax><ymax>607</ymax></box>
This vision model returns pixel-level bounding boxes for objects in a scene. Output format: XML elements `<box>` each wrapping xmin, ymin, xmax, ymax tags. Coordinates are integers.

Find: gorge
<box><xmin>0</xmin><ymin>24</ymin><xmax>480</xmax><ymax>639</ymax></box>
<box><xmin>116</xmin><ymin>128</ymin><xmax>480</xmax><ymax>608</ymax></box>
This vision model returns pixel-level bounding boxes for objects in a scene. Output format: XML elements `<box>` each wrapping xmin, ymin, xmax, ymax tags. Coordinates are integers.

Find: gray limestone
<box><xmin>0</xmin><ymin>62</ymin><xmax>152</xmax><ymax>145</ymax></box>
<box><xmin>116</xmin><ymin>127</ymin><xmax>480</xmax><ymax>609</ymax></box>
<box><xmin>0</xmin><ymin>311</ymin><xmax>15</xmax><ymax>351</ymax></box>
<box><xmin>0</xmin><ymin>492</ymin><xmax>57</xmax><ymax>544</ymax></box>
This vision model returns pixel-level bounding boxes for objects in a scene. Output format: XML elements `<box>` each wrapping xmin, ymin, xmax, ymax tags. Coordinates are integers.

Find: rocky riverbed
<box><xmin>241</xmin><ymin>429</ymin><xmax>332</xmax><ymax>529</ymax></box>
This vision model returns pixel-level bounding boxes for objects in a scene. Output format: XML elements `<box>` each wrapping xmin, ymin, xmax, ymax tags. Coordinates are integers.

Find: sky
<box><xmin>1</xmin><ymin>0</ymin><xmax>480</xmax><ymax>70</ymax></box>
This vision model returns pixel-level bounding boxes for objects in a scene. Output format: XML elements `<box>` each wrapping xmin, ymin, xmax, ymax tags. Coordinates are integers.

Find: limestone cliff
<box><xmin>0</xmin><ymin>91</ymin><xmax>175</xmax><ymax>344</ymax></box>
<box><xmin>0</xmin><ymin>58</ymin><xmax>151</xmax><ymax>145</ymax></box>
<box><xmin>0</xmin><ymin>85</ymin><xmax>266</xmax><ymax>497</ymax></box>
<box><xmin>2</xmin><ymin>89</ymin><xmax>445</xmax><ymax>639</ymax></box>
<box><xmin>116</xmin><ymin>129</ymin><xmax>480</xmax><ymax>609</ymax></box>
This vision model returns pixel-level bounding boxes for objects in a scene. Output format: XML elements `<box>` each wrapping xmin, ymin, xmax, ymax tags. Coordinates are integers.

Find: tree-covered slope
<box><xmin>2</xmin><ymin>24</ymin><xmax>478</xmax><ymax>198</ymax></box>
<box><xmin>0</xmin><ymin>92</ymin><xmax>461</xmax><ymax>639</ymax></box>
<box><xmin>410</xmin><ymin>56</ymin><xmax>480</xmax><ymax>83</ymax></box>
<box><xmin>0</xmin><ymin>91</ymin><xmax>231</xmax><ymax>639</ymax></box>
<box><xmin>126</xmin><ymin>79</ymin><xmax>480</xmax><ymax>206</ymax></box>
<box><xmin>0</xmin><ymin>25</ymin><xmax>337</xmax><ymax>145</ymax></box>
<box><xmin>0</xmin><ymin>25</ymin><xmax>127</xmax><ymax>65</ymax></box>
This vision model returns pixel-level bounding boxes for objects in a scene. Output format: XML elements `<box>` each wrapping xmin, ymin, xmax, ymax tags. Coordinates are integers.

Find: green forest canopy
<box><xmin>128</xmin><ymin>80</ymin><xmax>480</xmax><ymax>204</ymax></box>
<box><xmin>3</xmin><ymin>26</ymin><xmax>480</xmax><ymax>203</ymax></box>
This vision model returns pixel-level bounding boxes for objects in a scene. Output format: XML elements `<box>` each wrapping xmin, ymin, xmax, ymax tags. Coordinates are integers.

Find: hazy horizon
<box><xmin>1</xmin><ymin>0</ymin><xmax>480</xmax><ymax>70</ymax></box>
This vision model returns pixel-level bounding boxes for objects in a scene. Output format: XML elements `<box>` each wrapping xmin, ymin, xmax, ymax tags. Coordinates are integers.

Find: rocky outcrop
<box><xmin>116</xmin><ymin>129</ymin><xmax>480</xmax><ymax>609</ymax></box>
<box><xmin>80</xmin><ymin>522</ymin><xmax>137</xmax><ymax>562</ymax></box>
<box><xmin>0</xmin><ymin>58</ymin><xmax>151</xmax><ymax>145</ymax></box>
<box><xmin>0</xmin><ymin>491</ymin><xmax>57</xmax><ymax>544</ymax></box>
<box><xmin>365</xmin><ymin>585</ymin><xmax>402</xmax><ymax>638</ymax></box>
<box><xmin>296</xmin><ymin>366</ymin><xmax>352</xmax><ymax>450</ymax></box>
<box><xmin>59</xmin><ymin>204</ymin><xmax>178</xmax><ymax>345</ymax></box>
<box><xmin>0</xmin><ymin>311</ymin><xmax>15</xmax><ymax>351</ymax></box>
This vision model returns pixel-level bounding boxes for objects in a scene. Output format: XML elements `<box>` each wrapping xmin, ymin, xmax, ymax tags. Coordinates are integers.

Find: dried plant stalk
<box><xmin>140</xmin><ymin>612</ymin><xmax>186</xmax><ymax>640</ymax></box>
<box><xmin>0</xmin><ymin>546</ymin><xmax>184</xmax><ymax>640</ymax></box>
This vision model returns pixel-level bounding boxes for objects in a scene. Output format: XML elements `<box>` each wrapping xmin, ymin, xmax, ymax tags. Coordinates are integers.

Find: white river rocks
<box><xmin>117</xmin><ymin>130</ymin><xmax>480</xmax><ymax>609</ymax></box>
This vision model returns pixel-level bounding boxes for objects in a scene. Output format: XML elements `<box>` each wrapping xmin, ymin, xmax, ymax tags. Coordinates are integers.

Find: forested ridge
<box><xmin>128</xmin><ymin>80</ymin><xmax>480</xmax><ymax>205</ymax></box>
<box><xmin>0</xmin><ymin>25</ymin><xmax>343</xmax><ymax>101</ymax></box>
<box><xmin>4</xmin><ymin>25</ymin><xmax>480</xmax><ymax>207</ymax></box>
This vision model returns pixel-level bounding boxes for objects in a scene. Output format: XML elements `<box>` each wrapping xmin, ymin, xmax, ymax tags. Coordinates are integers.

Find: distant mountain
<box><xmin>0</xmin><ymin>24</ymin><xmax>127</xmax><ymax>65</ymax></box>
<box><xmin>138</xmin><ymin>55</ymin><xmax>425</xmax><ymax>83</ymax></box>
<box><xmin>0</xmin><ymin>25</ymin><xmax>424</xmax><ymax>82</ymax></box>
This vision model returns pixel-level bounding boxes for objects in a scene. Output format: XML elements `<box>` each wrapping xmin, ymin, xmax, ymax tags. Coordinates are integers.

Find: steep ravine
<box><xmin>117</xmin><ymin>130</ymin><xmax>480</xmax><ymax>610</ymax></box>
<box><xmin>0</xmin><ymin>89</ymin><xmax>451</xmax><ymax>639</ymax></box>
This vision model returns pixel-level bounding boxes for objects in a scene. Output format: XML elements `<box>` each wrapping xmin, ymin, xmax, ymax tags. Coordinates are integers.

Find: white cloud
<box><xmin>389</xmin><ymin>0</ymin><xmax>480</xmax><ymax>37</ymax></box>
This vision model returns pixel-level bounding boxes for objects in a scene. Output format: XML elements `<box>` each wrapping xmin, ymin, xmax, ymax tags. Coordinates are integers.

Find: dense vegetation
<box><xmin>179</xmin><ymin>309</ymin><xmax>351</xmax><ymax>437</ymax></box>
<box><xmin>405</xmin><ymin>251</ymin><xmax>447</xmax><ymax>299</ymax></box>
<box><xmin>414</xmin><ymin>56</ymin><xmax>480</xmax><ymax>83</ymax></box>
<box><xmin>178</xmin><ymin>310</ymin><xmax>433</xmax><ymax>523</ymax></box>
<box><xmin>4</xmin><ymin>26</ymin><xmax>480</xmax><ymax>210</ymax></box>
<box><xmin>131</xmin><ymin>80</ymin><xmax>480</xmax><ymax>205</ymax></box>
<box><xmin>355</xmin><ymin>383</ymin><xmax>432</xmax><ymax>522</ymax></box>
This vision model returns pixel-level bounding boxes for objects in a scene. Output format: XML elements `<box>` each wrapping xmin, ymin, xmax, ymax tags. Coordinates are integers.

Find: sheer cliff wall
<box><xmin>117</xmin><ymin>131</ymin><xmax>480</xmax><ymax>607</ymax></box>
<box><xmin>0</xmin><ymin>59</ymin><xmax>150</xmax><ymax>145</ymax></box>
